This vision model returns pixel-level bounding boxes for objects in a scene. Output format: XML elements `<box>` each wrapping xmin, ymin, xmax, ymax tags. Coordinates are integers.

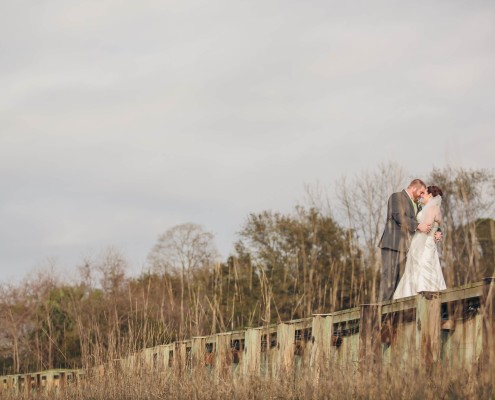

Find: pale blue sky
<box><xmin>1</xmin><ymin>0</ymin><xmax>494</xmax><ymax>282</ymax></box>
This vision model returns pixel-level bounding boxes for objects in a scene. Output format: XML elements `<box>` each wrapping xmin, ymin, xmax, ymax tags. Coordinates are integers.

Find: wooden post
<box><xmin>310</xmin><ymin>314</ymin><xmax>334</xmax><ymax>375</ymax></box>
<box><xmin>20</xmin><ymin>375</ymin><xmax>27</xmax><ymax>396</ymax></box>
<box><xmin>415</xmin><ymin>292</ymin><xmax>441</xmax><ymax>369</ymax></box>
<box><xmin>174</xmin><ymin>341</ymin><xmax>187</xmax><ymax>376</ymax></box>
<box><xmin>156</xmin><ymin>345</ymin><xmax>168</xmax><ymax>372</ymax></box>
<box><xmin>243</xmin><ymin>328</ymin><xmax>261</xmax><ymax>376</ymax></box>
<box><xmin>215</xmin><ymin>333</ymin><xmax>232</xmax><ymax>379</ymax></box>
<box><xmin>142</xmin><ymin>348</ymin><xmax>152</xmax><ymax>371</ymax></box>
<box><xmin>276</xmin><ymin>323</ymin><xmax>295</xmax><ymax>377</ymax></box>
<box><xmin>191</xmin><ymin>336</ymin><xmax>206</xmax><ymax>372</ymax></box>
<box><xmin>163</xmin><ymin>344</ymin><xmax>173</xmax><ymax>371</ymax></box>
<box><xmin>358</xmin><ymin>304</ymin><xmax>382</xmax><ymax>374</ymax></box>
<box><xmin>45</xmin><ymin>372</ymin><xmax>53</xmax><ymax>393</ymax></box>
<box><xmin>481</xmin><ymin>277</ymin><xmax>495</xmax><ymax>376</ymax></box>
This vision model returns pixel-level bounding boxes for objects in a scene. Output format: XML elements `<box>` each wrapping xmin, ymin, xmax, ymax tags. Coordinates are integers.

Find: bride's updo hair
<box><xmin>427</xmin><ymin>185</ymin><xmax>443</xmax><ymax>197</ymax></box>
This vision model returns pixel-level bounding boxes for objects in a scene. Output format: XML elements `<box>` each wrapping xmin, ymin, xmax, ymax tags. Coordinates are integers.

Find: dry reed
<box><xmin>2</xmin><ymin>363</ymin><xmax>493</xmax><ymax>400</ymax></box>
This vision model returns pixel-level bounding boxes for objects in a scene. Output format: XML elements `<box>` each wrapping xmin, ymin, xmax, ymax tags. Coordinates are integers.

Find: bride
<box><xmin>393</xmin><ymin>185</ymin><xmax>446</xmax><ymax>299</ymax></box>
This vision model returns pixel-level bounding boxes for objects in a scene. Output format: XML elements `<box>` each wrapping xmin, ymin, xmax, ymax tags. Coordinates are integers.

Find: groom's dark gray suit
<box><xmin>378</xmin><ymin>189</ymin><xmax>419</xmax><ymax>301</ymax></box>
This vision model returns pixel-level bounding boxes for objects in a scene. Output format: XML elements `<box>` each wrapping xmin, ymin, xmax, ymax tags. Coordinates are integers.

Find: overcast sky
<box><xmin>1</xmin><ymin>0</ymin><xmax>494</xmax><ymax>283</ymax></box>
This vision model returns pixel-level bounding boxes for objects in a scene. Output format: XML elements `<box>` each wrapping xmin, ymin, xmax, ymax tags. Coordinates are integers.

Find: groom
<box><xmin>378</xmin><ymin>179</ymin><xmax>431</xmax><ymax>301</ymax></box>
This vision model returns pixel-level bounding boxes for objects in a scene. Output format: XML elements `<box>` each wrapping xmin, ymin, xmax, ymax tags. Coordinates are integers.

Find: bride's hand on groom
<box><xmin>417</xmin><ymin>223</ymin><xmax>431</xmax><ymax>233</ymax></box>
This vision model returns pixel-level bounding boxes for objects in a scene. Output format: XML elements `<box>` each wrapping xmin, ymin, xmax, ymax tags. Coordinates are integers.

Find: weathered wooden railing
<box><xmin>0</xmin><ymin>369</ymin><xmax>83</xmax><ymax>395</ymax></box>
<box><xmin>1</xmin><ymin>278</ymin><xmax>494</xmax><ymax>395</ymax></box>
<box><xmin>108</xmin><ymin>277</ymin><xmax>494</xmax><ymax>386</ymax></box>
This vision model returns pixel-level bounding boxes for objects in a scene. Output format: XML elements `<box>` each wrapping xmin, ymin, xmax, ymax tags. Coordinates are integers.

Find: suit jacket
<box><xmin>378</xmin><ymin>190</ymin><xmax>419</xmax><ymax>252</ymax></box>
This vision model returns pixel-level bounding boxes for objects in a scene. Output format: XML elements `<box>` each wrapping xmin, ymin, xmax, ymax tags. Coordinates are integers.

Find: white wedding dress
<box><xmin>393</xmin><ymin>196</ymin><xmax>446</xmax><ymax>299</ymax></box>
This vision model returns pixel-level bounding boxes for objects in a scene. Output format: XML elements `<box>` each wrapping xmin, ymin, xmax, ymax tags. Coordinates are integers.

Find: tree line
<box><xmin>0</xmin><ymin>164</ymin><xmax>493</xmax><ymax>374</ymax></box>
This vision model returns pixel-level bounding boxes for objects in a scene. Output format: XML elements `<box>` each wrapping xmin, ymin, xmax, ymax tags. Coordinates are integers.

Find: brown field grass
<box><xmin>2</xmin><ymin>363</ymin><xmax>493</xmax><ymax>400</ymax></box>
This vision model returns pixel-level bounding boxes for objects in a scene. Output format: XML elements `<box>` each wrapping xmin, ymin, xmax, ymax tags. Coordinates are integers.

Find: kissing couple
<box><xmin>378</xmin><ymin>178</ymin><xmax>447</xmax><ymax>301</ymax></box>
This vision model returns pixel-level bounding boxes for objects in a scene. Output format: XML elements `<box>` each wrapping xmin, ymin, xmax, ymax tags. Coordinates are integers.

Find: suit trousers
<box><xmin>379</xmin><ymin>248</ymin><xmax>407</xmax><ymax>301</ymax></box>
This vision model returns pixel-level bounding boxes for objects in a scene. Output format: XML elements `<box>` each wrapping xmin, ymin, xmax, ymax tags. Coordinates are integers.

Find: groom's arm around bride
<box><xmin>378</xmin><ymin>179</ymin><xmax>431</xmax><ymax>301</ymax></box>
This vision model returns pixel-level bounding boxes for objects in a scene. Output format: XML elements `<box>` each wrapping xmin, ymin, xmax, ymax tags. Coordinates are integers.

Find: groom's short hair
<box><xmin>408</xmin><ymin>178</ymin><xmax>426</xmax><ymax>189</ymax></box>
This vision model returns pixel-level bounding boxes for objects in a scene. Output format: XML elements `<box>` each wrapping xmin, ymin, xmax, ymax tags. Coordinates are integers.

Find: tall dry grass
<box><xmin>2</xmin><ymin>363</ymin><xmax>493</xmax><ymax>400</ymax></box>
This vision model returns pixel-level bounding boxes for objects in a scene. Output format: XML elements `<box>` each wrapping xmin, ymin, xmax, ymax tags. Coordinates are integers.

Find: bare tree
<box><xmin>96</xmin><ymin>247</ymin><xmax>128</xmax><ymax>294</ymax></box>
<box><xmin>336</xmin><ymin>161</ymin><xmax>408</xmax><ymax>302</ymax></box>
<box><xmin>429</xmin><ymin>167</ymin><xmax>495</xmax><ymax>286</ymax></box>
<box><xmin>147</xmin><ymin>223</ymin><xmax>219</xmax><ymax>338</ymax></box>
<box><xmin>0</xmin><ymin>282</ymin><xmax>38</xmax><ymax>373</ymax></box>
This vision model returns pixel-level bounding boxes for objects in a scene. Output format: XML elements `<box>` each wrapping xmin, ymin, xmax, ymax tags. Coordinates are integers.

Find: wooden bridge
<box><xmin>1</xmin><ymin>278</ymin><xmax>494</xmax><ymax>395</ymax></box>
